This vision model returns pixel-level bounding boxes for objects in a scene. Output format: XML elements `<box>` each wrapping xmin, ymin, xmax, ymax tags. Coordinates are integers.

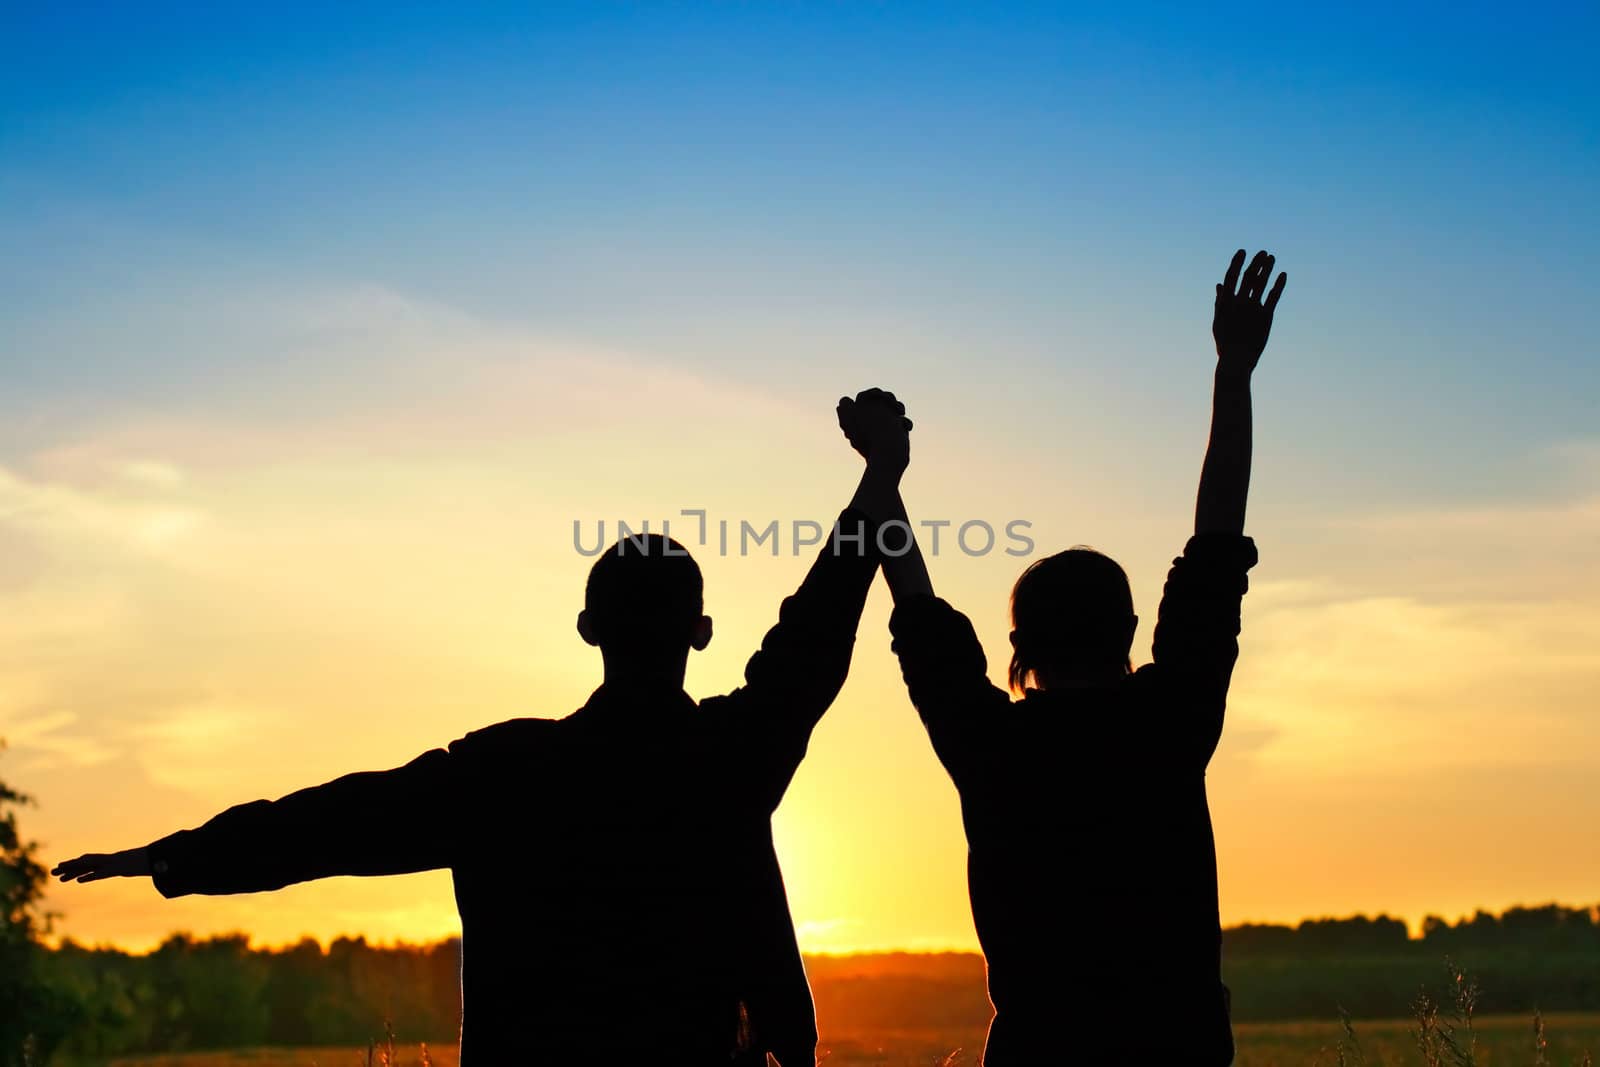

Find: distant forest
<box><xmin>30</xmin><ymin>903</ymin><xmax>1600</xmax><ymax>1058</ymax></box>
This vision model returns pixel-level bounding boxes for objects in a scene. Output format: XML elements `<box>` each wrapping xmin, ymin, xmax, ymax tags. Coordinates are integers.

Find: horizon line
<box><xmin>46</xmin><ymin>898</ymin><xmax>1600</xmax><ymax>957</ymax></box>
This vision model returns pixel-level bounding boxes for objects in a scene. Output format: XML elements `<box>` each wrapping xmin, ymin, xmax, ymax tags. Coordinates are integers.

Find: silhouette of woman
<box><xmin>841</xmin><ymin>250</ymin><xmax>1285</xmax><ymax>1066</ymax></box>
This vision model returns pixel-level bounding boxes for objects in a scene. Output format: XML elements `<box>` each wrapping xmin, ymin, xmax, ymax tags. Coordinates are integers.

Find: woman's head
<box><xmin>1008</xmin><ymin>547</ymin><xmax>1137</xmax><ymax>691</ymax></box>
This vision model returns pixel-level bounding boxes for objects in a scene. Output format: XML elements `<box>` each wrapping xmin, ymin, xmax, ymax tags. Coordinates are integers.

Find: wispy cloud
<box><xmin>116</xmin><ymin>460</ymin><xmax>185</xmax><ymax>488</ymax></box>
<box><xmin>0</xmin><ymin>711</ymin><xmax>118</xmax><ymax>771</ymax></box>
<box><xmin>1231</xmin><ymin>464</ymin><xmax>1600</xmax><ymax>772</ymax></box>
<box><xmin>0</xmin><ymin>465</ymin><xmax>205</xmax><ymax>555</ymax></box>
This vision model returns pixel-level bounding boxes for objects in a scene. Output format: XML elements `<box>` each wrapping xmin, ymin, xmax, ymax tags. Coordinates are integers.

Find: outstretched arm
<box><xmin>1195</xmin><ymin>249</ymin><xmax>1286</xmax><ymax>536</ymax></box>
<box><xmin>53</xmin><ymin>749</ymin><xmax>455</xmax><ymax>896</ymax></box>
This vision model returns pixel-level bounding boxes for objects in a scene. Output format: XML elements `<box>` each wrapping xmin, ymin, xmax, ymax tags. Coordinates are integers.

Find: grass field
<box><xmin>98</xmin><ymin>1012</ymin><xmax>1600</xmax><ymax>1067</ymax></box>
<box><xmin>1232</xmin><ymin>1013</ymin><xmax>1600</xmax><ymax>1066</ymax></box>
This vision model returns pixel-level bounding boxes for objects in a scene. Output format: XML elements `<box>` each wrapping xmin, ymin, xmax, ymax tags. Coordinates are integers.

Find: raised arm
<box><xmin>53</xmin><ymin>748</ymin><xmax>456</xmax><ymax>897</ymax></box>
<box><xmin>839</xmin><ymin>390</ymin><xmax>1005</xmax><ymax>784</ymax></box>
<box><xmin>1147</xmin><ymin>251</ymin><xmax>1281</xmax><ymax>759</ymax></box>
<box><xmin>726</xmin><ymin>397</ymin><xmax>913</xmax><ymax>795</ymax></box>
<box><xmin>1195</xmin><ymin>249</ymin><xmax>1286</xmax><ymax>536</ymax></box>
<box><xmin>836</xmin><ymin>388</ymin><xmax>933</xmax><ymax>602</ymax></box>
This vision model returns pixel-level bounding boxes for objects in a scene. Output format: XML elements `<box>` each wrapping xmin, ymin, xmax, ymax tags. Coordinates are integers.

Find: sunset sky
<box><xmin>3</xmin><ymin>4</ymin><xmax>1598</xmax><ymax>953</ymax></box>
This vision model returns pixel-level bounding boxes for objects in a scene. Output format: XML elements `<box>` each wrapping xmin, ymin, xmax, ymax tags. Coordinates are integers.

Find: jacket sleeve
<box><xmin>725</xmin><ymin>508</ymin><xmax>883</xmax><ymax>798</ymax></box>
<box><xmin>889</xmin><ymin>594</ymin><xmax>1010</xmax><ymax>787</ymax></box>
<box><xmin>1145</xmin><ymin>532</ymin><xmax>1259</xmax><ymax>760</ymax></box>
<box><xmin>146</xmin><ymin>747</ymin><xmax>457</xmax><ymax>898</ymax></box>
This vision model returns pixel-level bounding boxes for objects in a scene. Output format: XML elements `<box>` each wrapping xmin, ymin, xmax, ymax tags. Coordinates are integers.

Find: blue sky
<box><xmin>5</xmin><ymin>3</ymin><xmax>1596</xmax><ymax>505</ymax></box>
<box><xmin>3</xmin><ymin>4</ymin><xmax>1599</xmax><ymax>949</ymax></box>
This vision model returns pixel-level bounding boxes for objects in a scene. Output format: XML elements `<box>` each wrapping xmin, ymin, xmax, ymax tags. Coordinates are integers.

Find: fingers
<box><xmin>1243</xmin><ymin>251</ymin><xmax>1272</xmax><ymax>299</ymax></box>
<box><xmin>842</xmin><ymin>389</ymin><xmax>912</xmax><ymax>431</ymax></box>
<box><xmin>1223</xmin><ymin>249</ymin><xmax>1283</xmax><ymax>303</ymax></box>
<box><xmin>1265</xmin><ymin>271</ymin><xmax>1287</xmax><ymax>313</ymax></box>
<box><xmin>854</xmin><ymin>387</ymin><xmax>906</xmax><ymax>416</ymax></box>
<box><xmin>1222</xmin><ymin>249</ymin><xmax>1246</xmax><ymax>294</ymax></box>
<box><xmin>52</xmin><ymin>855</ymin><xmax>103</xmax><ymax>882</ymax></box>
<box><xmin>1257</xmin><ymin>255</ymin><xmax>1276</xmax><ymax>300</ymax></box>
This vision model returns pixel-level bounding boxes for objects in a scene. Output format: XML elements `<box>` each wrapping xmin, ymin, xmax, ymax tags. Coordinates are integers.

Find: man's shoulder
<box><xmin>449</xmin><ymin>716</ymin><xmax>569</xmax><ymax>761</ymax></box>
<box><xmin>692</xmin><ymin>691</ymin><xmax>773</xmax><ymax>735</ymax></box>
<box><xmin>694</xmin><ymin>692</ymin><xmax>740</xmax><ymax>720</ymax></box>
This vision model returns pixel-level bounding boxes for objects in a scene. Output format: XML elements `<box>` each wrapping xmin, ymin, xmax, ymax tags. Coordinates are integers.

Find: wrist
<box><xmin>864</xmin><ymin>453</ymin><xmax>909</xmax><ymax>479</ymax></box>
<box><xmin>1214</xmin><ymin>366</ymin><xmax>1253</xmax><ymax>390</ymax></box>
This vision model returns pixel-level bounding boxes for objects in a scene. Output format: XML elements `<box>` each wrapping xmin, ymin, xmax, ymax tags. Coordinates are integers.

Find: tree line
<box><xmin>12</xmin><ymin>906</ymin><xmax>1600</xmax><ymax>1061</ymax></box>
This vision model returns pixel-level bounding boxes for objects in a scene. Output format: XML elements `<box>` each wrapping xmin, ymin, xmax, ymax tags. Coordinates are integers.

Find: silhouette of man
<box><xmin>54</xmin><ymin>390</ymin><xmax>917</xmax><ymax>1066</ymax></box>
<box><xmin>842</xmin><ymin>251</ymin><xmax>1285</xmax><ymax>1065</ymax></box>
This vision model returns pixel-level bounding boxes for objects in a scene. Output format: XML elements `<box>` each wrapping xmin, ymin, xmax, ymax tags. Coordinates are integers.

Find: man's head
<box><xmin>577</xmin><ymin>534</ymin><xmax>713</xmax><ymax>663</ymax></box>
<box><xmin>1008</xmin><ymin>547</ymin><xmax>1137</xmax><ymax>691</ymax></box>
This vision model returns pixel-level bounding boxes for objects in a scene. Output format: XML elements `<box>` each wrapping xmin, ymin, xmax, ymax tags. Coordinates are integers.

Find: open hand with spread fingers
<box><xmin>1213</xmin><ymin>249</ymin><xmax>1287</xmax><ymax>378</ymax></box>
